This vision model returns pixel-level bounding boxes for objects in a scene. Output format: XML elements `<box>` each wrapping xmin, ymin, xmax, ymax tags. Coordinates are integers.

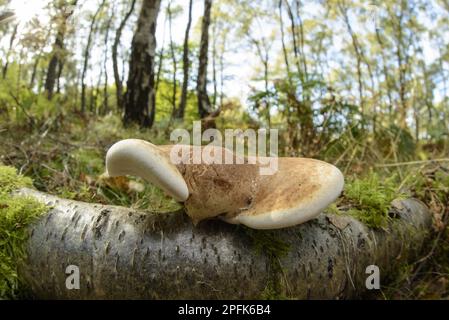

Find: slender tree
<box><xmin>167</xmin><ymin>2</ymin><xmax>178</xmax><ymax>119</ymax></box>
<box><xmin>197</xmin><ymin>0</ymin><xmax>213</xmax><ymax>119</ymax></box>
<box><xmin>155</xmin><ymin>13</ymin><xmax>167</xmax><ymax>93</ymax></box>
<box><xmin>2</xmin><ymin>23</ymin><xmax>18</xmax><ymax>79</ymax></box>
<box><xmin>279</xmin><ymin>0</ymin><xmax>291</xmax><ymax>81</ymax></box>
<box><xmin>175</xmin><ymin>0</ymin><xmax>193</xmax><ymax>119</ymax></box>
<box><xmin>112</xmin><ymin>0</ymin><xmax>136</xmax><ymax>110</ymax></box>
<box><xmin>81</xmin><ymin>0</ymin><xmax>106</xmax><ymax>113</ymax></box>
<box><xmin>123</xmin><ymin>0</ymin><xmax>162</xmax><ymax>127</ymax></box>
<box><xmin>44</xmin><ymin>1</ymin><xmax>77</xmax><ymax>100</ymax></box>
<box><xmin>102</xmin><ymin>4</ymin><xmax>114</xmax><ymax>114</ymax></box>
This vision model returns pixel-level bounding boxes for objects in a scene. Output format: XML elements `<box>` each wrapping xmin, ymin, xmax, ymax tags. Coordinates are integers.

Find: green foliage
<box><xmin>71</xmin><ymin>149</ymin><xmax>104</xmax><ymax>176</ymax></box>
<box><xmin>374</xmin><ymin>125</ymin><xmax>417</xmax><ymax>161</ymax></box>
<box><xmin>0</xmin><ymin>73</ymin><xmax>62</xmax><ymax>129</ymax></box>
<box><xmin>0</xmin><ymin>165</ymin><xmax>48</xmax><ymax>299</ymax></box>
<box><xmin>342</xmin><ymin>172</ymin><xmax>406</xmax><ymax>228</ymax></box>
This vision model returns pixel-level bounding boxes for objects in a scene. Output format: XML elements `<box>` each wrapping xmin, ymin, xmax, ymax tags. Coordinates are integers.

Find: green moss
<box><xmin>0</xmin><ymin>166</ymin><xmax>33</xmax><ymax>194</ymax></box>
<box><xmin>243</xmin><ymin>228</ymin><xmax>290</xmax><ymax>299</ymax></box>
<box><xmin>342</xmin><ymin>171</ymin><xmax>406</xmax><ymax>228</ymax></box>
<box><xmin>0</xmin><ymin>165</ymin><xmax>48</xmax><ymax>299</ymax></box>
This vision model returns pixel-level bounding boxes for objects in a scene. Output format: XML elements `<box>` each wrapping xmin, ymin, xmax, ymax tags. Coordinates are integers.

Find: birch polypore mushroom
<box><xmin>105</xmin><ymin>139</ymin><xmax>344</xmax><ymax>229</ymax></box>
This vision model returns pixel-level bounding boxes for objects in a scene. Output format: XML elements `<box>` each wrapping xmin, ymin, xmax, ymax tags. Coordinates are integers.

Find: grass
<box><xmin>0</xmin><ymin>165</ymin><xmax>48</xmax><ymax>299</ymax></box>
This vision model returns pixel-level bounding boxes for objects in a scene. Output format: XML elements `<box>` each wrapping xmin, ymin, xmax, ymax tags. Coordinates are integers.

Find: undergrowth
<box><xmin>381</xmin><ymin>164</ymin><xmax>449</xmax><ymax>299</ymax></box>
<box><xmin>0</xmin><ymin>165</ymin><xmax>48</xmax><ymax>299</ymax></box>
<box><xmin>0</xmin><ymin>114</ymin><xmax>181</xmax><ymax>213</ymax></box>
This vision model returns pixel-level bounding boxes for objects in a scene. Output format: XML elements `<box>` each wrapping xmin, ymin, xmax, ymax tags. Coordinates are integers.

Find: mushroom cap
<box><xmin>221</xmin><ymin>157</ymin><xmax>344</xmax><ymax>229</ymax></box>
<box><xmin>162</xmin><ymin>145</ymin><xmax>344</xmax><ymax>229</ymax></box>
<box><xmin>105</xmin><ymin>139</ymin><xmax>189</xmax><ymax>202</ymax></box>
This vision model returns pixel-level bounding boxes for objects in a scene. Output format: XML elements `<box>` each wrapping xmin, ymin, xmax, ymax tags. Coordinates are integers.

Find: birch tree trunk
<box><xmin>16</xmin><ymin>188</ymin><xmax>431</xmax><ymax>299</ymax></box>
<box><xmin>81</xmin><ymin>0</ymin><xmax>106</xmax><ymax>113</ymax></box>
<box><xmin>44</xmin><ymin>1</ymin><xmax>77</xmax><ymax>100</ymax></box>
<box><xmin>168</xmin><ymin>2</ymin><xmax>178</xmax><ymax>120</ymax></box>
<box><xmin>197</xmin><ymin>0</ymin><xmax>213</xmax><ymax>119</ymax></box>
<box><xmin>123</xmin><ymin>0</ymin><xmax>161</xmax><ymax>128</ymax></box>
<box><xmin>112</xmin><ymin>0</ymin><xmax>136</xmax><ymax>111</ymax></box>
<box><xmin>176</xmin><ymin>0</ymin><xmax>193</xmax><ymax>120</ymax></box>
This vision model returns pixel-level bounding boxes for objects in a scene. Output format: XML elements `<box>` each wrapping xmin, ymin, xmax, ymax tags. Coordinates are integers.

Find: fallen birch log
<box><xmin>16</xmin><ymin>188</ymin><xmax>431</xmax><ymax>299</ymax></box>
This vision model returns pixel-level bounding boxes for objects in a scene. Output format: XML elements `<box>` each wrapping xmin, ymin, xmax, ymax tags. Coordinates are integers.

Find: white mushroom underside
<box><xmin>106</xmin><ymin>139</ymin><xmax>189</xmax><ymax>202</ymax></box>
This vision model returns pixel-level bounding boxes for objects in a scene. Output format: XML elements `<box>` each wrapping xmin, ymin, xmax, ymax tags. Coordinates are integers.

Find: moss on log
<box><xmin>16</xmin><ymin>188</ymin><xmax>431</xmax><ymax>299</ymax></box>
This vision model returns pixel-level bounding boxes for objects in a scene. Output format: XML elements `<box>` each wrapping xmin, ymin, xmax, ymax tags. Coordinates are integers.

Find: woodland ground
<box><xmin>1</xmin><ymin>111</ymin><xmax>448</xmax><ymax>299</ymax></box>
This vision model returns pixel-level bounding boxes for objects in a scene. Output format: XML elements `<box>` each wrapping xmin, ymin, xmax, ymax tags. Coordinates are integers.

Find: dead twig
<box><xmin>376</xmin><ymin>159</ymin><xmax>449</xmax><ymax>168</ymax></box>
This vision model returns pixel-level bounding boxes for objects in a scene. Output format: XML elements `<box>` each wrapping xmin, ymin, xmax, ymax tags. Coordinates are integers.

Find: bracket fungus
<box><xmin>105</xmin><ymin>139</ymin><xmax>344</xmax><ymax>229</ymax></box>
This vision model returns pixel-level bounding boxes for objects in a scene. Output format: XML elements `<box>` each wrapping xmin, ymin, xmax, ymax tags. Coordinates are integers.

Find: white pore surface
<box><xmin>105</xmin><ymin>139</ymin><xmax>189</xmax><ymax>202</ymax></box>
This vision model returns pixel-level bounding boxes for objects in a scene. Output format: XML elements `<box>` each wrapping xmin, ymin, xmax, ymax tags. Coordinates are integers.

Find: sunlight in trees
<box><xmin>8</xmin><ymin>0</ymin><xmax>47</xmax><ymax>24</ymax></box>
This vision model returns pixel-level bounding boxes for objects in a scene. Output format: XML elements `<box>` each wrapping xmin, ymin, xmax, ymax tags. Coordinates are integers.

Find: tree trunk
<box><xmin>197</xmin><ymin>0</ymin><xmax>213</xmax><ymax>119</ymax></box>
<box><xmin>44</xmin><ymin>30</ymin><xmax>64</xmax><ymax>99</ymax></box>
<box><xmin>285</xmin><ymin>0</ymin><xmax>303</xmax><ymax>84</ymax></box>
<box><xmin>338</xmin><ymin>1</ymin><xmax>364</xmax><ymax>116</ymax></box>
<box><xmin>168</xmin><ymin>2</ymin><xmax>178</xmax><ymax>120</ymax></box>
<box><xmin>279</xmin><ymin>0</ymin><xmax>291</xmax><ymax>81</ymax></box>
<box><xmin>2</xmin><ymin>23</ymin><xmax>18</xmax><ymax>79</ymax></box>
<box><xmin>212</xmin><ymin>22</ymin><xmax>218</xmax><ymax>108</ymax></box>
<box><xmin>102</xmin><ymin>6</ymin><xmax>114</xmax><ymax>115</ymax></box>
<box><xmin>29</xmin><ymin>56</ymin><xmax>40</xmax><ymax>90</ymax></box>
<box><xmin>394</xmin><ymin>6</ymin><xmax>408</xmax><ymax>130</ymax></box>
<box><xmin>16</xmin><ymin>188</ymin><xmax>431</xmax><ymax>299</ymax></box>
<box><xmin>81</xmin><ymin>0</ymin><xmax>106</xmax><ymax>113</ymax></box>
<box><xmin>56</xmin><ymin>61</ymin><xmax>64</xmax><ymax>94</ymax></box>
<box><xmin>375</xmin><ymin>26</ymin><xmax>394</xmax><ymax>117</ymax></box>
<box><xmin>28</xmin><ymin>25</ymin><xmax>53</xmax><ymax>90</ymax></box>
<box><xmin>295</xmin><ymin>0</ymin><xmax>308</xmax><ymax>82</ymax></box>
<box><xmin>44</xmin><ymin>1</ymin><xmax>77</xmax><ymax>100</ymax></box>
<box><xmin>112</xmin><ymin>0</ymin><xmax>136</xmax><ymax>111</ymax></box>
<box><xmin>155</xmin><ymin>11</ymin><xmax>167</xmax><ymax>95</ymax></box>
<box><xmin>123</xmin><ymin>0</ymin><xmax>161</xmax><ymax>128</ymax></box>
<box><xmin>219</xmin><ymin>32</ymin><xmax>227</xmax><ymax>108</ymax></box>
<box><xmin>176</xmin><ymin>0</ymin><xmax>193</xmax><ymax>120</ymax></box>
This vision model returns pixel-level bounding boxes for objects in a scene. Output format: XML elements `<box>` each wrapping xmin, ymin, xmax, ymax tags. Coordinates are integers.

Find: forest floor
<box><xmin>1</xmin><ymin>113</ymin><xmax>449</xmax><ymax>299</ymax></box>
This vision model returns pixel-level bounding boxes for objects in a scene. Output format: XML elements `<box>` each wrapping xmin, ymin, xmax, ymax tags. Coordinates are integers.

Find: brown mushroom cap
<box><xmin>106</xmin><ymin>139</ymin><xmax>344</xmax><ymax>229</ymax></box>
<box><xmin>161</xmin><ymin>144</ymin><xmax>344</xmax><ymax>229</ymax></box>
<box><xmin>221</xmin><ymin>157</ymin><xmax>344</xmax><ymax>229</ymax></box>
